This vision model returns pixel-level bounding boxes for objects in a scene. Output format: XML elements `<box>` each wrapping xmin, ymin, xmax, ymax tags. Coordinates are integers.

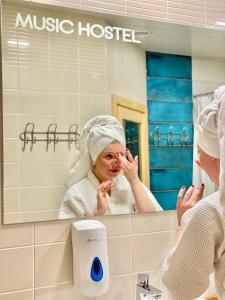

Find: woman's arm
<box><xmin>162</xmin><ymin>198</ymin><xmax>221</xmax><ymax>300</ymax></box>
<box><xmin>118</xmin><ymin>150</ymin><xmax>158</xmax><ymax>213</ymax></box>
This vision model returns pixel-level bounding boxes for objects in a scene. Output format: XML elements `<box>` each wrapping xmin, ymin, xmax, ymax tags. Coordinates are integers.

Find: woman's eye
<box><xmin>105</xmin><ymin>154</ymin><xmax>113</xmax><ymax>159</ymax></box>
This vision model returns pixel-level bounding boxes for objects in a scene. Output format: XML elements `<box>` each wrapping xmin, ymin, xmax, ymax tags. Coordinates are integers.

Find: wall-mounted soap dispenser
<box><xmin>71</xmin><ymin>220</ymin><xmax>109</xmax><ymax>297</ymax></box>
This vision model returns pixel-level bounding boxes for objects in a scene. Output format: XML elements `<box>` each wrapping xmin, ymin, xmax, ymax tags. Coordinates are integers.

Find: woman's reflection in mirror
<box><xmin>59</xmin><ymin>115</ymin><xmax>162</xmax><ymax>219</ymax></box>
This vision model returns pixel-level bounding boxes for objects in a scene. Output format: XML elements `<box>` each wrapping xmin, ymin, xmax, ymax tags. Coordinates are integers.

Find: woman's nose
<box><xmin>112</xmin><ymin>158</ymin><xmax>119</xmax><ymax>167</ymax></box>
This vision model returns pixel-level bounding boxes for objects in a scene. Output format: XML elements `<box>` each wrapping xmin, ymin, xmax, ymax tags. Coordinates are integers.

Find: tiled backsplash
<box><xmin>0</xmin><ymin>210</ymin><xmax>176</xmax><ymax>300</ymax></box>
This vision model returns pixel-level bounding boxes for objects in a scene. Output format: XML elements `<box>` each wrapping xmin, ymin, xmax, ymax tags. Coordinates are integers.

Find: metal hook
<box><xmin>167</xmin><ymin>126</ymin><xmax>174</xmax><ymax>145</ymax></box>
<box><xmin>46</xmin><ymin>123</ymin><xmax>58</xmax><ymax>151</ymax></box>
<box><xmin>20</xmin><ymin>122</ymin><xmax>35</xmax><ymax>151</ymax></box>
<box><xmin>68</xmin><ymin>123</ymin><xmax>79</xmax><ymax>150</ymax></box>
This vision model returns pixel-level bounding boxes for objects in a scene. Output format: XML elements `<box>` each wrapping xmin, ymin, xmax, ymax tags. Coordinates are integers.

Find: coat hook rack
<box><xmin>19</xmin><ymin>122</ymin><xmax>80</xmax><ymax>151</ymax></box>
<box><xmin>151</xmin><ymin>126</ymin><xmax>190</xmax><ymax>146</ymax></box>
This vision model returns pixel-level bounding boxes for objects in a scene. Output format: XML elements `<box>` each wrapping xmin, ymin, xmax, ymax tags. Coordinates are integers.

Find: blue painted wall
<box><xmin>147</xmin><ymin>52</ymin><xmax>193</xmax><ymax>210</ymax></box>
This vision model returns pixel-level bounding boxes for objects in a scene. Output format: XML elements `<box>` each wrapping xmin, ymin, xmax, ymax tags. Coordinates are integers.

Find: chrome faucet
<box><xmin>136</xmin><ymin>273</ymin><xmax>163</xmax><ymax>300</ymax></box>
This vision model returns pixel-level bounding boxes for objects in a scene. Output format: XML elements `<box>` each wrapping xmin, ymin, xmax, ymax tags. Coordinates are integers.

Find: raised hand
<box><xmin>117</xmin><ymin>149</ymin><xmax>139</xmax><ymax>185</ymax></box>
<box><xmin>94</xmin><ymin>179</ymin><xmax>114</xmax><ymax>216</ymax></box>
<box><xmin>177</xmin><ymin>183</ymin><xmax>205</xmax><ymax>226</ymax></box>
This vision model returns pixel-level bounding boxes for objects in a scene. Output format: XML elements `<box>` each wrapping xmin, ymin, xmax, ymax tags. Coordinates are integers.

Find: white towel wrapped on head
<box><xmin>196</xmin><ymin>95</ymin><xmax>220</xmax><ymax>159</ymax></box>
<box><xmin>67</xmin><ymin>115</ymin><xmax>126</xmax><ymax>188</ymax></box>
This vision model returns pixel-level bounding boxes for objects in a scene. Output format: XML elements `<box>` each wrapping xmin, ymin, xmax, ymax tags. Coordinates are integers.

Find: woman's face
<box><xmin>93</xmin><ymin>142</ymin><xmax>125</xmax><ymax>183</ymax></box>
<box><xmin>196</xmin><ymin>146</ymin><xmax>220</xmax><ymax>184</ymax></box>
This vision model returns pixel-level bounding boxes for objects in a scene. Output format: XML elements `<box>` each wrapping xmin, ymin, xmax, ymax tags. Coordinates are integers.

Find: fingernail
<box><xmin>192</xmin><ymin>184</ymin><xmax>195</xmax><ymax>187</ymax></box>
<box><xmin>201</xmin><ymin>183</ymin><xmax>205</xmax><ymax>187</ymax></box>
<box><xmin>182</xmin><ymin>186</ymin><xmax>186</xmax><ymax>189</ymax></box>
<box><xmin>126</xmin><ymin>148</ymin><xmax>129</xmax><ymax>152</ymax></box>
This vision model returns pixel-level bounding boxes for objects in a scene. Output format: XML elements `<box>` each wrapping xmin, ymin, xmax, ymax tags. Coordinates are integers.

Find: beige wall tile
<box><xmin>35</xmin><ymin>284</ymin><xmax>85</xmax><ymax>300</ymax></box>
<box><xmin>3</xmin><ymin>115</ymin><xmax>20</xmax><ymax>138</ymax></box>
<box><xmin>2</xmin><ymin>64</ymin><xmax>18</xmax><ymax>89</ymax></box>
<box><xmin>96</xmin><ymin>215</ymin><xmax>131</xmax><ymax>237</ymax></box>
<box><xmin>127</xmin><ymin>7</ymin><xmax>167</xmax><ymax>20</ymax></box>
<box><xmin>79</xmin><ymin>71</ymin><xmax>107</xmax><ymax>95</ymax></box>
<box><xmin>3</xmin><ymin>90</ymin><xmax>19</xmax><ymax>114</ymax></box>
<box><xmin>3</xmin><ymin>139</ymin><xmax>20</xmax><ymax>163</ymax></box>
<box><xmin>20</xmin><ymin>211</ymin><xmax>53</xmax><ymax>223</ymax></box>
<box><xmin>20</xmin><ymin>187</ymin><xmax>52</xmax><ymax>211</ymax></box>
<box><xmin>132</xmin><ymin>231</ymin><xmax>176</xmax><ymax>272</ymax></box>
<box><xmin>79</xmin><ymin>95</ymin><xmax>110</xmax><ymax>118</ymax></box>
<box><xmin>35</xmin><ymin>242</ymin><xmax>72</xmax><ymax>287</ymax></box>
<box><xmin>108</xmin><ymin>236</ymin><xmax>132</xmax><ymax>276</ymax></box>
<box><xmin>20</xmin><ymin>142</ymin><xmax>52</xmax><ymax>163</ymax></box>
<box><xmin>50</xmin><ymin>93</ymin><xmax>79</xmax><ymax>117</ymax></box>
<box><xmin>35</xmin><ymin>220</ymin><xmax>71</xmax><ymax>244</ymax></box>
<box><xmin>4</xmin><ymin>164</ymin><xmax>20</xmax><ymax>188</ymax></box>
<box><xmin>49</xmin><ymin>143</ymin><xmax>74</xmax><ymax>163</ymax></box>
<box><xmin>3</xmin><ymin>188</ymin><xmax>20</xmax><ymax>213</ymax></box>
<box><xmin>96</xmin><ymin>275</ymin><xmax>133</xmax><ymax>300</ymax></box>
<box><xmin>0</xmin><ymin>215</ymin><xmax>33</xmax><ymax>248</ymax></box>
<box><xmin>51</xmin><ymin>163</ymin><xmax>70</xmax><ymax>185</ymax></box>
<box><xmin>131</xmin><ymin>211</ymin><xmax>173</xmax><ymax>234</ymax></box>
<box><xmin>19</xmin><ymin>66</ymin><xmax>49</xmax><ymax>91</ymax></box>
<box><xmin>20</xmin><ymin>163</ymin><xmax>52</xmax><ymax>187</ymax></box>
<box><xmin>81</xmin><ymin>0</ymin><xmax>127</xmax><ymax>13</ymax></box>
<box><xmin>127</xmin><ymin>0</ymin><xmax>167</xmax><ymax>13</ymax></box>
<box><xmin>0</xmin><ymin>247</ymin><xmax>33</xmax><ymax>292</ymax></box>
<box><xmin>0</xmin><ymin>290</ymin><xmax>33</xmax><ymax>300</ymax></box>
<box><xmin>19</xmin><ymin>91</ymin><xmax>51</xmax><ymax>115</ymax></box>
<box><xmin>3</xmin><ymin>213</ymin><xmax>20</xmax><ymax>224</ymax></box>
<box><xmin>49</xmin><ymin>69</ymin><xmax>78</xmax><ymax>93</ymax></box>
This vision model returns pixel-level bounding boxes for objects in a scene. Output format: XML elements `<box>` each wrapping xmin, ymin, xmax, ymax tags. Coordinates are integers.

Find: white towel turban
<box><xmin>196</xmin><ymin>88</ymin><xmax>224</xmax><ymax>159</ymax></box>
<box><xmin>66</xmin><ymin>115</ymin><xmax>126</xmax><ymax>188</ymax></box>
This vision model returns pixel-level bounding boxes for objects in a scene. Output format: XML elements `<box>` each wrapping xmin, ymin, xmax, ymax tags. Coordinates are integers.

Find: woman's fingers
<box><xmin>126</xmin><ymin>149</ymin><xmax>134</xmax><ymax>162</ymax></box>
<box><xmin>117</xmin><ymin>153</ymin><xmax>130</xmax><ymax>170</ymax></box>
<box><xmin>177</xmin><ymin>186</ymin><xmax>186</xmax><ymax>208</ymax></box>
<box><xmin>183</xmin><ymin>185</ymin><xmax>195</xmax><ymax>203</ymax></box>
<box><xmin>190</xmin><ymin>183</ymin><xmax>205</xmax><ymax>204</ymax></box>
<box><xmin>99</xmin><ymin>179</ymin><xmax>113</xmax><ymax>193</ymax></box>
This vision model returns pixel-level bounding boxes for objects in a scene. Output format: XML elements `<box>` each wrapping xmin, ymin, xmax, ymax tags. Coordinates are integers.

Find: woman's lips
<box><xmin>109</xmin><ymin>169</ymin><xmax>120</xmax><ymax>173</ymax></box>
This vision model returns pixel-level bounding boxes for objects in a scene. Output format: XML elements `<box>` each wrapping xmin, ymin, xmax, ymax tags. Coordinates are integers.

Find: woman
<box><xmin>162</xmin><ymin>86</ymin><xmax>225</xmax><ymax>300</ymax></box>
<box><xmin>59</xmin><ymin>115</ymin><xmax>162</xmax><ymax>219</ymax></box>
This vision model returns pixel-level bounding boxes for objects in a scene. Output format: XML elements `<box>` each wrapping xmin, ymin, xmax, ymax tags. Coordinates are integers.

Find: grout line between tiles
<box><xmin>0</xmin><ymin>288</ymin><xmax>34</xmax><ymax>296</ymax></box>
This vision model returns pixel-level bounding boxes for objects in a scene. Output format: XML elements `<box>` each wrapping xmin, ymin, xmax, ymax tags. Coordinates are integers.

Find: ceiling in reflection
<box><xmin>101</xmin><ymin>14</ymin><xmax>225</xmax><ymax>61</ymax></box>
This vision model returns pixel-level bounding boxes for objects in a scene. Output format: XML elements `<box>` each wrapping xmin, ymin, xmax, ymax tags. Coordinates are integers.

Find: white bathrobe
<box><xmin>162</xmin><ymin>191</ymin><xmax>225</xmax><ymax>300</ymax></box>
<box><xmin>59</xmin><ymin>170</ymin><xmax>162</xmax><ymax>219</ymax></box>
<box><xmin>162</xmin><ymin>88</ymin><xmax>225</xmax><ymax>299</ymax></box>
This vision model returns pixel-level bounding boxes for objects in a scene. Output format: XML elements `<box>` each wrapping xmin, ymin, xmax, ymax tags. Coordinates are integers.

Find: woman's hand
<box><xmin>117</xmin><ymin>149</ymin><xmax>139</xmax><ymax>185</ymax></box>
<box><xmin>94</xmin><ymin>179</ymin><xmax>114</xmax><ymax>216</ymax></box>
<box><xmin>177</xmin><ymin>183</ymin><xmax>205</xmax><ymax>226</ymax></box>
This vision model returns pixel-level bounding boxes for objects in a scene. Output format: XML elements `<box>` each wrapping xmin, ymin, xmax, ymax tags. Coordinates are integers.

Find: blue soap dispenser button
<box><xmin>90</xmin><ymin>257</ymin><xmax>103</xmax><ymax>282</ymax></box>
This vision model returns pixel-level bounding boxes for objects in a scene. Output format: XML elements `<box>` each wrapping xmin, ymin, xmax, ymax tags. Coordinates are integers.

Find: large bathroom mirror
<box><xmin>2</xmin><ymin>0</ymin><xmax>224</xmax><ymax>223</ymax></box>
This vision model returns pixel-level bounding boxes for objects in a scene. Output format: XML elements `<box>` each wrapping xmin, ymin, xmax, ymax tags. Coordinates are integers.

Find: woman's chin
<box><xmin>108</xmin><ymin>171</ymin><xmax>120</xmax><ymax>177</ymax></box>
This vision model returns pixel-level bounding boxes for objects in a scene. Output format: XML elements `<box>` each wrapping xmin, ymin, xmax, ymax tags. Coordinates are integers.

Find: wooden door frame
<box><xmin>112</xmin><ymin>94</ymin><xmax>150</xmax><ymax>187</ymax></box>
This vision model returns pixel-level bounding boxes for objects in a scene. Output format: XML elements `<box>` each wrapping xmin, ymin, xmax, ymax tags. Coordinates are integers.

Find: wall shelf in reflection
<box><xmin>19</xmin><ymin>122</ymin><xmax>80</xmax><ymax>151</ymax></box>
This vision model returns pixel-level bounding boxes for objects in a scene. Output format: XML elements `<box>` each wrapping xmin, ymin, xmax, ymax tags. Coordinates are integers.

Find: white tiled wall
<box><xmin>26</xmin><ymin>0</ymin><xmax>225</xmax><ymax>29</ymax></box>
<box><xmin>192</xmin><ymin>58</ymin><xmax>225</xmax><ymax>95</ymax></box>
<box><xmin>1</xmin><ymin>0</ymin><xmax>223</xmax><ymax>299</ymax></box>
